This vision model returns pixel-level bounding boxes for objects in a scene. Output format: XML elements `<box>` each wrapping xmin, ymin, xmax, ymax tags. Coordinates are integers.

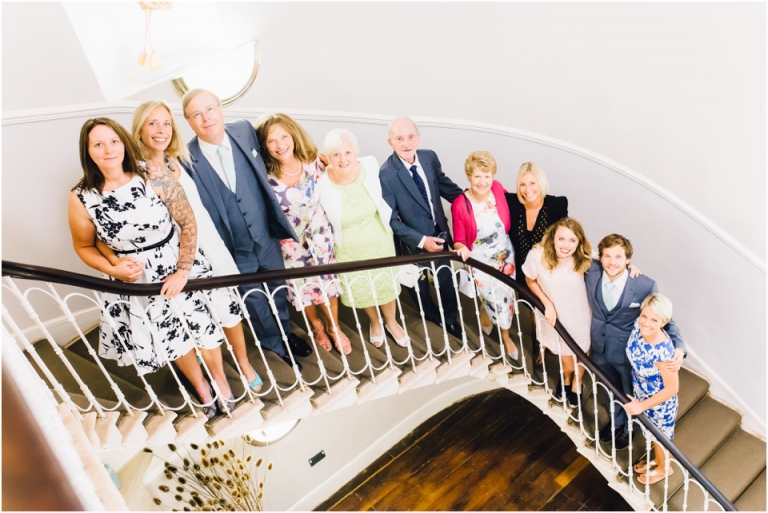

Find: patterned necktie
<box><xmin>217</xmin><ymin>145</ymin><xmax>237</xmax><ymax>192</ymax></box>
<box><xmin>409</xmin><ymin>165</ymin><xmax>430</xmax><ymax>207</ymax></box>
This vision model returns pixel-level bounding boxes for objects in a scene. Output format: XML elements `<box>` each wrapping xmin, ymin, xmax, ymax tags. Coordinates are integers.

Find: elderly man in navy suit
<box><xmin>586</xmin><ymin>233</ymin><xmax>685</xmax><ymax>449</ymax></box>
<box><xmin>180</xmin><ymin>89</ymin><xmax>311</xmax><ymax>368</ymax></box>
<box><xmin>379</xmin><ymin>117</ymin><xmax>464</xmax><ymax>339</ymax></box>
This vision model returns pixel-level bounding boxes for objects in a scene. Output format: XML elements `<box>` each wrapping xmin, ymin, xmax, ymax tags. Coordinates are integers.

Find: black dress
<box><xmin>505</xmin><ymin>194</ymin><xmax>569</xmax><ymax>286</ymax></box>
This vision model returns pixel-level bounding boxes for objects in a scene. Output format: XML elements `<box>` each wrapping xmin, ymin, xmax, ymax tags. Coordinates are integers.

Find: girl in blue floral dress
<box><xmin>624</xmin><ymin>293</ymin><xmax>680</xmax><ymax>485</ymax></box>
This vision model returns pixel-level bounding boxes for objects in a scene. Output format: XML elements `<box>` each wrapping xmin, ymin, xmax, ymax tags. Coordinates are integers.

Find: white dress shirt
<box><xmin>399</xmin><ymin>154</ymin><xmax>435</xmax><ymax>248</ymax></box>
<box><xmin>198</xmin><ymin>134</ymin><xmax>236</xmax><ymax>191</ymax></box>
<box><xmin>602</xmin><ymin>268</ymin><xmax>629</xmax><ymax>310</ymax></box>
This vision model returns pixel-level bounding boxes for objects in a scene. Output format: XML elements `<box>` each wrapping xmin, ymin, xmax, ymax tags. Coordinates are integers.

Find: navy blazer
<box><xmin>379</xmin><ymin>149</ymin><xmax>463</xmax><ymax>252</ymax></box>
<box><xmin>585</xmin><ymin>259</ymin><xmax>685</xmax><ymax>365</ymax></box>
<box><xmin>183</xmin><ymin>119</ymin><xmax>297</xmax><ymax>257</ymax></box>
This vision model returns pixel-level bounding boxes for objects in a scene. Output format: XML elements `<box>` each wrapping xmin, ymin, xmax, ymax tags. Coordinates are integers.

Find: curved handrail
<box><xmin>1</xmin><ymin>255</ymin><xmax>736</xmax><ymax>510</ymax></box>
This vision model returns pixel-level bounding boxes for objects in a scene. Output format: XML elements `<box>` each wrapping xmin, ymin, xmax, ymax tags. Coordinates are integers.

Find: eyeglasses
<box><xmin>187</xmin><ymin>105</ymin><xmax>219</xmax><ymax>121</ymax></box>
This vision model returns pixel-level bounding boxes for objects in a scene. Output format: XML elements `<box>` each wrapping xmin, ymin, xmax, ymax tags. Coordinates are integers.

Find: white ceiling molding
<box><xmin>62</xmin><ymin>2</ymin><xmax>251</xmax><ymax>101</ymax></box>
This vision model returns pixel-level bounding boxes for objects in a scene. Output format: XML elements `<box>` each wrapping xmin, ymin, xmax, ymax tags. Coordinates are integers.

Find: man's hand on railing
<box><xmin>161</xmin><ymin>270</ymin><xmax>189</xmax><ymax>298</ymax></box>
<box><xmin>111</xmin><ymin>257</ymin><xmax>144</xmax><ymax>283</ymax></box>
<box><xmin>665</xmin><ymin>348</ymin><xmax>685</xmax><ymax>372</ymax></box>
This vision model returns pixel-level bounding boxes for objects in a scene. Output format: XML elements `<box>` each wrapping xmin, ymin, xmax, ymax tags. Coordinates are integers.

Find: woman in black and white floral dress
<box><xmin>68</xmin><ymin>117</ymin><xmax>236</xmax><ymax>418</ymax></box>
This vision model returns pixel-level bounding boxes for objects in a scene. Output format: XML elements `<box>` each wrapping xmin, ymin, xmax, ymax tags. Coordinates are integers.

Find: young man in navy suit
<box><xmin>585</xmin><ymin>234</ymin><xmax>685</xmax><ymax>449</ymax></box>
<box><xmin>379</xmin><ymin>117</ymin><xmax>464</xmax><ymax>339</ymax></box>
<box><xmin>181</xmin><ymin>89</ymin><xmax>311</xmax><ymax>368</ymax></box>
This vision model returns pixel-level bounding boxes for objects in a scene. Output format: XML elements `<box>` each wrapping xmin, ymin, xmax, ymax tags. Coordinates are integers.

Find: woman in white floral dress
<box><xmin>453</xmin><ymin>151</ymin><xmax>519</xmax><ymax>360</ymax></box>
<box><xmin>68</xmin><ymin>117</ymin><xmax>235</xmax><ymax>418</ymax></box>
<box><xmin>254</xmin><ymin>114</ymin><xmax>349</xmax><ymax>355</ymax></box>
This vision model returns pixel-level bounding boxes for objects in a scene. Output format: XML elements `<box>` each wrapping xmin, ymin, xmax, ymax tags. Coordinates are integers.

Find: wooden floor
<box><xmin>317</xmin><ymin>389</ymin><xmax>631</xmax><ymax>511</ymax></box>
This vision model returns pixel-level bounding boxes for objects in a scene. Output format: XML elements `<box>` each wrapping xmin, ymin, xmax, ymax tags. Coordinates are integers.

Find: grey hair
<box><xmin>181</xmin><ymin>88</ymin><xmax>221</xmax><ymax>118</ymax></box>
<box><xmin>322</xmin><ymin>128</ymin><xmax>360</xmax><ymax>155</ymax></box>
<box><xmin>388</xmin><ymin>116</ymin><xmax>420</xmax><ymax>139</ymax></box>
<box><xmin>641</xmin><ymin>293</ymin><xmax>674</xmax><ymax>326</ymax></box>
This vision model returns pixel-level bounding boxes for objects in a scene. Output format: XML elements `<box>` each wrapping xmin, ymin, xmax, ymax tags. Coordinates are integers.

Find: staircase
<box><xmin>19</xmin><ymin>284</ymin><xmax>766</xmax><ymax>511</ymax></box>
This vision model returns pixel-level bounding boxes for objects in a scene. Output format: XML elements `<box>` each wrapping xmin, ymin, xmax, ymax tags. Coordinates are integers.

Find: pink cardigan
<box><xmin>451</xmin><ymin>180</ymin><xmax>511</xmax><ymax>251</ymax></box>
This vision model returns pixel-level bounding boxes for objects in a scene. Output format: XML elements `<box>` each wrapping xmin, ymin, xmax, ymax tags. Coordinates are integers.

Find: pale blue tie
<box><xmin>604</xmin><ymin>281</ymin><xmax>617</xmax><ymax>311</ymax></box>
<box><xmin>217</xmin><ymin>145</ymin><xmax>237</xmax><ymax>192</ymax></box>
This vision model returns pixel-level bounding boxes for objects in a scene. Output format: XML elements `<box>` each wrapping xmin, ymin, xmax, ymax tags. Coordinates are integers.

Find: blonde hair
<box><xmin>516</xmin><ymin>162</ymin><xmax>550</xmax><ymax>203</ymax></box>
<box><xmin>537</xmin><ymin>217</ymin><xmax>592</xmax><ymax>274</ymax></box>
<box><xmin>641</xmin><ymin>293</ymin><xmax>673</xmax><ymax>325</ymax></box>
<box><xmin>464</xmin><ymin>150</ymin><xmax>497</xmax><ymax>178</ymax></box>
<box><xmin>132</xmin><ymin>100</ymin><xmax>190</xmax><ymax>164</ymax></box>
<box><xmin>253</xmin><ymin>113</ymin><xmax>318</xmax><ymax>178</ymax></box>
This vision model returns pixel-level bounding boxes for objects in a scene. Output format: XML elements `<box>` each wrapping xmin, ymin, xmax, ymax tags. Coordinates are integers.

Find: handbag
<box><xmin>457</xmin><ymin>267</ymin><xmax>477</xmax><ymax>298</ymax></box>
<box><xmin>398</xmin><ymin>264</ymin><xmax>422</xmax><ymax>288</ymax></box>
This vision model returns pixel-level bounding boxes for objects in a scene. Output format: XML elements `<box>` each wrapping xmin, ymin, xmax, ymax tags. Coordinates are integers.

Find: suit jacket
<box><xmin>183</xmin><ymin>119</ymin><xmax>297</xmax><ymax>259</ymax></box>
<box><xmin>316</xmin><ymin>155</ymin><xmax>392</xmax><ymax>248</ymax></box>
<box><xmin>585</xmin><ymin>259</ymin><xmax>685</xmax><ymax>365</ymax></box>
<box><xmin>379</xmin><ymin>149</ymin><xmax>463</xmax><ymax>253</ymax></box>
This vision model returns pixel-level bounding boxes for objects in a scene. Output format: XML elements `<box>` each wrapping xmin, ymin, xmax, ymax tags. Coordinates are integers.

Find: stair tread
<box><xmin>734</xmin><ymin>468</ymin><xmax>767</xmax><ymax>511</ymax></box>
<box><xmin>643</xmin><ymin>395</ymin><xmax>742</xmax><ymax>506</ymax></box>
<box><xmin>668</xmin><ymin>428</ymin><xmax>766</xmax><ymax>510</ymax></box>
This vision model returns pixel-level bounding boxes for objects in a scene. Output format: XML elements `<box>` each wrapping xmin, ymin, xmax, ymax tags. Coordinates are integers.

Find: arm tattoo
<box><xmin>147</xmin><ymin>162</ymin><xmax>197</xmax><ymax>273</ymax></box>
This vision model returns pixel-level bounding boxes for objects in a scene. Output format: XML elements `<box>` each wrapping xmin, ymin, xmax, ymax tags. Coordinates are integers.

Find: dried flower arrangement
<box><xmin>145</xmin><ymin>435</ymin><xmax>272</xmax><ymax>511</ymax></box>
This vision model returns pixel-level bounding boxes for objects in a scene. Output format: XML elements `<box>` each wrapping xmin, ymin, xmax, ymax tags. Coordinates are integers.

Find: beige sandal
<box><xmin>310</xmin><ymin>319</ymin><xmax>332</xmax><ymax>351</ymax></box>
<box><xmin>638</xmin><ymin>467</ymin><xmax>673</xmax><ymax>485</ymax></box>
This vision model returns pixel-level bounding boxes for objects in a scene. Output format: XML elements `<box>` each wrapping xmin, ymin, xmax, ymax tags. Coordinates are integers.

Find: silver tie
<box><xmin>217</xmin><ymin>145</ymin><xmax>237</xmax><ymax>192</ymax></box>
<box><xmin>604</xmin><ymin>282</ymin><xmax>617</xmax><ymax>311</ymax></box>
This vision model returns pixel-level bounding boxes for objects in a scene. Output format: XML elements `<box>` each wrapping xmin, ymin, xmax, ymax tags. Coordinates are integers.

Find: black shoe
<box><xmin>279</xmin><ymin>353</ymin><xmax>303</xmax><ymax>372</ymax></box>
<box><xmin>614</xmin><ymin>431</ymin><xmax>630</xmax><ymax>450</ymax></box>
<box><xmin>445</xmin><ymin>322</ymin><xmax>463</xmax><ymax>340</ymax></box>
<box><xmin>287</xmin><ymin>333</ymin><xmax>312</xmax><ymax>357</ymax></box>
<box><xmin>567</xmin><ymin>390</ymin><xmax>580</xmax><ymax>408</ymax></box>
<box><xmin>599</xmin><ymin>424</ymin><xmax>614</xmax><ymax>443</ymax></box>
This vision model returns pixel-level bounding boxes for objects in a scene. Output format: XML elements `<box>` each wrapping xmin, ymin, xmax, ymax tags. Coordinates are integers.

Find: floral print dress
<box><xmin>268</xmin><ymin>160</ymin><xmax>341</xmax><ymax>309</ymax></box>
<box><xmin>76</xmin><ymin>175</ymin><xmax>240</xmax><ymax>375</ymax></box>
<box><xmin>626</xmin><ymin>322</ymin><xmax>679</xmax><ymax>440</ymax></box>
<box><xmin>468</xmin><ymin>194</ymin><xmax>516</xmax><ymax>329</ymax></box>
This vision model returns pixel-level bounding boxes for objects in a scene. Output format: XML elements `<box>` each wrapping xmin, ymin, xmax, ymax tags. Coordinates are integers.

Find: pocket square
<box><xmin>251</xmin><ymin>149</ymin><xmax>258</xmax><ymax>158</ymax></box>
<box><xmin>629</xmin><ymin>302</ymin><xmax>641</xmax><ymax>308</ymax></box>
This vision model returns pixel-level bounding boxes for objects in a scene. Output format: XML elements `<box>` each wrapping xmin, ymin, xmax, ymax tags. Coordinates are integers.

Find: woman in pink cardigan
<box><xmin>452</xmin><ymin>151</ymin><xmax>518</xmax><ymax>360</ymax></box>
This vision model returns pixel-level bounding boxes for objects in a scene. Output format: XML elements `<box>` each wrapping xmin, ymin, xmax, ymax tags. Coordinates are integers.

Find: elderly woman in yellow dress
<box><xmin>316</xmin><ymin>129</ymin><xmax>409</xmax><ymax>348</ymax></box>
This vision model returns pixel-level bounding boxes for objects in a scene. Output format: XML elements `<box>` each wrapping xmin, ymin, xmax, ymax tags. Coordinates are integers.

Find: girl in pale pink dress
<box><xmin>522</xmin><ymin>217</ymin><xmax>592</xmax><ymax>408</ymax></box>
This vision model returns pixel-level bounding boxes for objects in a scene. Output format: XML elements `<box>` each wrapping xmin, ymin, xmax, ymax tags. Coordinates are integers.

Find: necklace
<box><xmin>281</xmin><ymin>159</ymin><xmax>302</xmax><ymax>177</ymax></box>
<box><xmin>467</xmin><ymin>188</ymin><xmax>491</xmax><ymax>203</ymax></box>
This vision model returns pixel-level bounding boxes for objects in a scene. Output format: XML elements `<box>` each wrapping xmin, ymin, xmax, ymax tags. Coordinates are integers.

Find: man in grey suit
<box><xmin>181</xmin><ymin>89</ymin><xmax>311</xmax><ymax>367</ymax></box>
<box><xmin>379</xmin><ymin>117</ymin><xmax>463</xmax><ymax>338</ymax></box>
<box><xmin>585</xmin><ymin>233</ymin><xmax>685</xmax><ymax>449</ymax></box>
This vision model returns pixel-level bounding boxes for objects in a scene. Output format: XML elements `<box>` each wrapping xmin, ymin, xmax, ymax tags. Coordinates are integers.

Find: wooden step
<box><xmin>735</xmin><ymin>469</ymin><xmax>766</xmax><ymax>511</ymax></box>
<box><xmin>398</xmin><ymin>358</ymin><xmax>440</xmax><ymax>393</ymax></box>
<box><xmin>116</xmin><ymin>411</ymin><xmax>148</xmax><ymax>447</ymax></box>
<box><xmin>356</xmin><ymin>366</ymin><xmax>402</xmax><ymax>405</ymax></box>
<box><xmin>143</xmin><ymin>411</ymin><xmax>178</xmax><ymax>445</ymax></box>
<box><xmin>311</xmin><ymin>377</ymin><xmax>361</xmax><ymax>415</ymax></box>
<box><xmin>434</xmin><ymin>351</ymin><xmax>474</xmax><ymax>384</ymax></box>
<box><xmin>206</xmin><ymin>398</ymin><xmax>266</xmax><ymax>439</ymax></box>
<box><xmin>667</xmin><ymin>428</ymin><xmax>766</xmax><ymax>511</ymax></box>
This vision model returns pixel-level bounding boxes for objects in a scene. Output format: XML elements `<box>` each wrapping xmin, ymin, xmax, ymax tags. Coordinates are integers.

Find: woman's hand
<box><xmin>623</xmin><ymin>396</ymin><xmax>646</xmax><ymax>416</ymax></box>
<box><xmin>628</xmin><ymin>263</ymin><xmax>642</xmax><ymax>278</ymax></box>
<box><xmin>455</xmin><ymin>246</ymin><xmax>471</xmax><ymax>262</ymax></box>
<box><xmin>111</xmin><ymin>258</ymin><xmax>144</xmax><ymax>282</ymax></box>
<box><xmin>160</xmin><ymin>270</ymin><xmax>189</xmax><ymax>298</ymax></box>
<box><xmin>544</xmin><ymin>302</ymin><xmax>558</xmax><ymax>327</ymax></box>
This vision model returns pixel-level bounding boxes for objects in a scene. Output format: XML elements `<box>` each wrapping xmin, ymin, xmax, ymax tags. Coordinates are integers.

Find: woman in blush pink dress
<box><xmin>523</xmin><ymin>217</ymin><xmax>592</xmax><ymax>408</ymax></box>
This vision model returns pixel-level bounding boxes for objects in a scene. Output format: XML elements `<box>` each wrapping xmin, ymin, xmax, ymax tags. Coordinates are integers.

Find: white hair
<box><xmin>322</xmin><ymin>128</ymin><xmax>359</xmax><ymax>155</ymax></box>
<box><xmin>388</xmin><ymin>116</ymin><xmax>419</xmax><ymax>139</ymax></box>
